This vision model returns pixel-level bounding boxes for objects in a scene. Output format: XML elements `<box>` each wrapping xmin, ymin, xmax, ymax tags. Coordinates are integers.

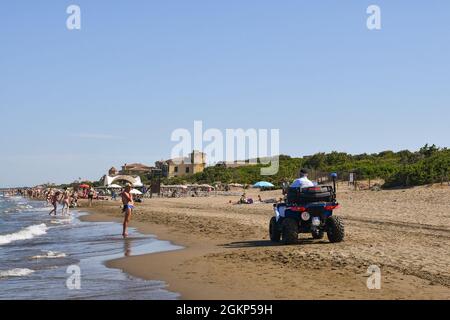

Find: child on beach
<box><xmin>121</xmin><ymin>184</ymin><xmax>134</xmax><ymax>238</ymax></box>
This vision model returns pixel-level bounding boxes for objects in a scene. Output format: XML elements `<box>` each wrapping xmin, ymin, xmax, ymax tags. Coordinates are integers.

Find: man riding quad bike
<box><xmin>269</xmin><ymin>173</ymin><xmax>344</xmax><ymax>245</ymax></box>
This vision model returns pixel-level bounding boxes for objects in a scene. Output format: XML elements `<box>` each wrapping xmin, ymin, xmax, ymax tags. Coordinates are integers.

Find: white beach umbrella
<box><xmin>130</xmin><ymin>189</ymin><xmax>143</xmax><ymax>195</ymax></box>
<box><xmin>108</xmin><ymin>184</ymin><xmax>123</xmax><ymax>189</ymax></box>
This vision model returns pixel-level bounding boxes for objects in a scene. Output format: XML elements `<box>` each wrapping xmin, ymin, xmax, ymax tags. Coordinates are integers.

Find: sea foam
<box><xmin>31</xmin><ymin>251</ymin><xmax>67</xmax><ymax>259</ymax></box>
<box><xmin>0</xmin><ymin>268</ymin><xmax>35</xmax><ymax>278</ymax></box>
<box><xmin>0</xmin><ymin>224</ymin><xmax>48</xmax><ymax>246</ymax></box>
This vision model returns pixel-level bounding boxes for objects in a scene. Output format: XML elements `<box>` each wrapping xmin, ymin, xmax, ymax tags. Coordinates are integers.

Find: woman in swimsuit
<box><xmin>121</xmin><ymin>184</ymin><xmax>134</xmax><ymax>238</ymax></box>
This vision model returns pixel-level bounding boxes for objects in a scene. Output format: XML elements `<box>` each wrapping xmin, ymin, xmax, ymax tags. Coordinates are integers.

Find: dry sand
<box><xmin>80</xmin><ymin>183</ymin><xmax>450</xmax><ymax>300</ymax></box>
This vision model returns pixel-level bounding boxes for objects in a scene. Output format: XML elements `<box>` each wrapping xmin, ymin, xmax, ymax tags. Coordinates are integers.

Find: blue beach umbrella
<box><xmin>253</xmin><ymin>181</ymin><xmax>274</xmax><ymax>188</ymax></box>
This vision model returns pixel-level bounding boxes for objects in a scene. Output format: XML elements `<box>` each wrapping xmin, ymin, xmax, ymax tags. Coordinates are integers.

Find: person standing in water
<box><xmin>46</xmin><ymin>191</ymin><xmax>52</xmax><ymax>207</ymax></box>
<box><xmin>121</xmin><ymin>184</ymin><xmax>134</xmax><ymax>238</ymax></box>
<box><xmin>49</xmin><ymin>191</ymin><xmax>61</xmax><ymax>216</ymax></box>
<box><xmin>61</xmin><ymin>188</ymin><xmax>70</xmax><ymax>216</ymax></box>
<box><xmin>71</xmin><ymin>191</ymin><xmax>78</xmax><ymax>208</ymax></box>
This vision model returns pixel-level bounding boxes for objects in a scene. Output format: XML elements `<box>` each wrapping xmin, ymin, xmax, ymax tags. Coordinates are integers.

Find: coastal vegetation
<box><xmin>57</xmin><ymin>145</ymin><xmax>448</xmax><ymax>190</ymax></box>
<box><xmin>163</xmin><ymin>144</ymin><xmax>450</xmax><ymax>189</ymax></box>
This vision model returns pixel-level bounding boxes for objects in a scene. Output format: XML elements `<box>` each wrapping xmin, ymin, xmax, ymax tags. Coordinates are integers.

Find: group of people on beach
<box><xmin>13</xmin><ymin>184</ymin><xmax>134</xmax><ymax>239</ymax></box>
<box><xmin>4</xmin><ymin>170</ymin><xmax>314</xmax><ymax>240</ymax></box>
<box><xmin>47</xmin><ymin>188</ymin><xmax>80</xmax><ymax>216</ymax></box>
<box><xmin>0</xmin><ymin>189</ymin><xmax>22</xmax><ymax>197</ymax></box>
<box><xmin>5</xmin><ymin>170</ymin><xmax>317</xmax><ymax>240</ymax></box>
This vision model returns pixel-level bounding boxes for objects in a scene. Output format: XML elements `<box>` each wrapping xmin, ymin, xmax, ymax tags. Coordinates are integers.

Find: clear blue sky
<box><xmin>1</xmin><ymin>1</ymin><xmax>449</xmax><ymax>187</ymax></box>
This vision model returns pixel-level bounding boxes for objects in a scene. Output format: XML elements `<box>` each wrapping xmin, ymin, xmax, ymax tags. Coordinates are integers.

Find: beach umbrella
<box><xmin>108</xmin><ymin>184</ymin><xmax>122</xmax><ymax>189</ymax></box>
<box><xmin>253</xmin><ymin>181</ymin><xmax>274</xmax><ymax>188</ymax></box>
<box><xmin>79</xmin><ymin>184</ymin><xmax>90</xmax><ymax>189</ymax></box>
<box><xmin>130</xmin><ymin>189</ymin><xmax>143</xmax><ymax>195</ymax></box>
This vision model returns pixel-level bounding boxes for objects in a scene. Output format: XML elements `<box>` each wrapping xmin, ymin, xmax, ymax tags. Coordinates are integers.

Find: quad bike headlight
<box><xmin>301</xmin><ymin>212</ymin><xmax>310</xmax><ymax>221</ymax></box>
<box><xmin>312</xmin><ymin>217</ymin><xmax>321</xmax><ymax>227</ymax></box>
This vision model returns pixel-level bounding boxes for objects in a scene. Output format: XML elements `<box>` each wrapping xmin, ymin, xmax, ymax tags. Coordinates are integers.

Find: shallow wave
<box><xmin>2</xmin><ymin>196</ymin><xmax>23</xmax><ymax>201</ymax></box>
<box><xmin>31</xmin><ymin>250</ymin><xmax>67</xmax><ymax>259</ymax></box>
<box><xmin>31</xmin><ymin>206</ymin><xmax>53</xmax><ymax>212</ymax></box>
<box><xmin>50</xmin><ymin>218</ymin><xmax>73</xmax><ymax>225</ymax></box>
<box><xmin>14</xmin><ymin>204</ymin><xmax>34</xmax><ymax>211</ymax></box>
<box><xmin>0</xmin><ymin>224</ymin><xmax>48</xmax><ymax>246</ymax></box>
<box><xmin>2</xmin><ymin>204</ymin><xmax>36</xmax><ymax>214</ymax></box>
<box><xmin>0</xmin><ymin>268</ymin><xmax>35</xmax><ymax>278</ymax></box>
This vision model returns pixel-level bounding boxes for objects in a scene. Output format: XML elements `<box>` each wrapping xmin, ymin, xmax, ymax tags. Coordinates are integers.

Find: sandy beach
<box><xmin>78</xmin><ymin>183</ymin><xmax>450</xmax><ymax>300</ymax></box>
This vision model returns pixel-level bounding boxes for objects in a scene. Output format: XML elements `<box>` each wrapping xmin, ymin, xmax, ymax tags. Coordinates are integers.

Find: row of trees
<box><xmin>163</xmin><ymin>145</ymin><xmax>449</xmax><ymax>189</ymax></box>
<box><xmin>384</xmin><ymin>147</ymin><xmax>450</xmax><ymax>187</ymax></box>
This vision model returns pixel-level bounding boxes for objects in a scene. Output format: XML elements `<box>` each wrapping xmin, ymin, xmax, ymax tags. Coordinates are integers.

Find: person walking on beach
<box><xmin>87</xmin><ymin>187</ymin><xmax>95</xmax><ymax>207</ymax></box>
<box><xmin>61</xmin><ymin>189</ymin><xmax>70</xmax><ymax>215</ymax></box>
<box><xmin>46</xmin><ymin>192</ymin><xmax>52</xmax><ymax>207</ymax></box>
<box><xmin>121</xmin><ymin>184</ymin><xmax>134</xmax><ymax>238</ymax></box>
<box><xmin>70</xmin><ymin>191</ymin><xmax>78</xmax><ymax>208</ymax></box>
<box><xmin>111</xmin><ymin>189</ymin><xmax>117</xmax><ymax>201</ymax></box>
<box><xmin>49</xmin><ymin>191</ymin><xmax>61</xmax><ymax>216</ymax></box>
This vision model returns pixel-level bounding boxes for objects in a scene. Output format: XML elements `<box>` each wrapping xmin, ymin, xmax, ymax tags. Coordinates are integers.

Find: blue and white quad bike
<box><xmin>270</xmin><ymin>173</ymin><xmax>345</xmax><ymax>245</ymax></box>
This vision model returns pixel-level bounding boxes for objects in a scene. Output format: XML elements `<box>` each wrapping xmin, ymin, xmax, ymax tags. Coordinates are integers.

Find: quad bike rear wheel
<box><xmin>269</xmin><ymin>217</ymin><xmax>281</xmax><ymax>242</ymax></box>
<box><xmin>326</xmin><ymin>216</ymin><xmax>345</xmax><ymax>243</ymax></box>
<box><xmin>282</xmin><ymin>218</ymin><xmax>299</xmax><ymax>245</ymax></box>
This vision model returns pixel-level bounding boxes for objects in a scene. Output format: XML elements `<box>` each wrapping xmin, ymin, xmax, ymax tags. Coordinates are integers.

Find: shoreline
<box><xmin>0</xmin><ymin>197</ymin><xmax>180</xmax><ymax>300</ymax></box>
<box><xmin>79</xmin><ymin>206</ymin><xmax>235</xmax><ymax>300</ymax></box>
<box><xmin>77</xmin><ymin>185</ymin><xmax>450</xmax><ymax>300</ymax></box>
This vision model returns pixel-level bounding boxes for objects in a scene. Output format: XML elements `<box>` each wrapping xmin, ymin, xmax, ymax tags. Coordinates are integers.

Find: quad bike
<box><xmin>269</xmin><ymin>173</ymin><xmax>344</xmax><ymax>245</ymax></box>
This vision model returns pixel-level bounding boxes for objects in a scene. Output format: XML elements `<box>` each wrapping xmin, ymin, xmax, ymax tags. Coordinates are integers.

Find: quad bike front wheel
<box><xmin>326</xmin><ymin>216</ymin><xmax>345</xmax><ymax>243</ymax></box>
<box><xmin>282</xmin><ymin>218</ymin><xmax>299</xmax><ymax>245</ymax></box>
<box><xmin>269</xmin><ymin>217</ymin><xmax>281</xmax><ymax>242</ymax></box>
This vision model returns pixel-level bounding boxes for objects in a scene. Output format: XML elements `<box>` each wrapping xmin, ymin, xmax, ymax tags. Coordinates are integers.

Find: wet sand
<box><xmin>80</xmin><ymin>184</ymin><xmax>450</xmax><ymax>300</ymax></box>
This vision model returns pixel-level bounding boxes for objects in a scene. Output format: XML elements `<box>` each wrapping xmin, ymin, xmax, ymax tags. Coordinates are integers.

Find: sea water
<box><xmin>0</xmin><ymin>195</ymin><xmax>182</xmax><ymax>300</ymax></box>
